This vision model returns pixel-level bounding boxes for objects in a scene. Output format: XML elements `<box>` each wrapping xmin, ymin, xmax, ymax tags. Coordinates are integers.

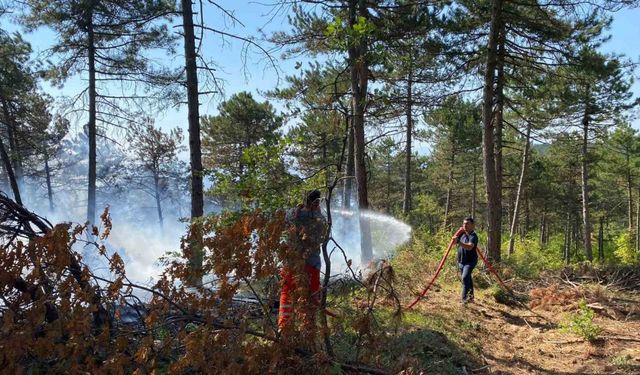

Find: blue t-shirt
<box><xmin>457</xmin><ymin>231</ymin><xmax>478</xmax><ymax>265</ymax></box>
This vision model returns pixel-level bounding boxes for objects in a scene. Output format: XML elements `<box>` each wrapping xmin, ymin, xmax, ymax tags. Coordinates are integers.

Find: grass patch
<box><xmin>611</xmin><ymin>354</ymin><xmax>632</xmax><ymax>368</ymax></box>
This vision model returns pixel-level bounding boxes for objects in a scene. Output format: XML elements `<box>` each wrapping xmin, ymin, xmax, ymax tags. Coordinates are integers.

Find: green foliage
<box><xmin>561</xmin><ymin>300</ymin><xmax>602</xmax><ymax>342</ymax></box>
<box><xmin>21</xmin><ymin>0</ymin><xmax>178</xmax><ymax>92</ymax></box>
<box><xmin>209</xmin><ymin>139</ymin><xmax>300</xmax><ymax>211</ymax></box>
<box><xmin>611</xmin><ymin>354</ymin><xmax>632</xmax><ymax>369</ymax></box>
<box><xmin>324</xmin><ymin>15</ymin><xmax>376</xmax><ymax>51</ymax></box>
<box><xmin>369</xmin><ymin>137</ymin><xmax>405</xmax><ymax>214</ymax></box>
<box><xmin>614</xmin><ymin>230</ymin><xmax>637</xmax><ymax>265</ymax></box>
<box><xmin>202</xmin><ymin>91</ymin><xmax>282</xmax><ymax>177</ymax></box>
<box><xmin>407</xmin><ymin>194</ymin><xmax>442</xmax><ymax>230</ymax></box>
<box><xmin>202</xmin><ymin>92</ymin><xmax>292</xmax><ymax>209</ymax></box>
<box><xmin>489</xmin><ymin>284</ymin><xmax>509</xmax><ymax>304</ymax></box>
<box><xmin>503</xmin><ymin>233</ymin><xmax>564</xmax><ymax>279</ymax></box>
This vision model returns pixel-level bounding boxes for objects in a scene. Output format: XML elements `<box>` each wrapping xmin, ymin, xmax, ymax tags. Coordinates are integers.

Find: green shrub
<box><xmin>614</xmin><ymin>230</ymin><xmax>637</xmax><ymax>265</ymax></box>
<box><xmin>561</xmin><ymin>300</ymin><xmax>601</xmax><ymax>342</ymax></box>
<box><xmin>612</xmin><ymin>354</ymin><xmax>632</xmax><ymax>368</ymax></box>
<box><xmin>489</xmin><ymin>284</ymin><xmax>509</xmax><ymax>304</ymax></box>
<box><xmin>501</xmin><ymin>232</ymin><xmax>564</xmax><ymax>279</ymax></box>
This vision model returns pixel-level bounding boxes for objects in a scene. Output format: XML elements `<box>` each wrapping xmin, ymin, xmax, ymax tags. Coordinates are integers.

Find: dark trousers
<box><xmin>458</xmin><ymin>263</ymin><xmax>476</xmax><ymax>302</ymax></box>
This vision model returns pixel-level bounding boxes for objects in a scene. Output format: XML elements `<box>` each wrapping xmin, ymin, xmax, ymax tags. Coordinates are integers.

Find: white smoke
<box><xmin>329</xmin><ymin>207</ymin><xmax>412</xmax><ymax>274</ymax></box>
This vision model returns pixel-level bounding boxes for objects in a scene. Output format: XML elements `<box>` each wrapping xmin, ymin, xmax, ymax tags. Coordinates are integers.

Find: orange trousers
<box><xmin>278</xmin><ymin>265</ymin><xmax>320</xmax><ymax>329</ymax></box>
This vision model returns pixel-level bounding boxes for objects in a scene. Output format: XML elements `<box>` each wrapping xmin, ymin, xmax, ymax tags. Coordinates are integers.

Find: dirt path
<box><xmin>412</xmin><ymin>287</ymin><xmax>640</xmax><ymax>374</ymax></box>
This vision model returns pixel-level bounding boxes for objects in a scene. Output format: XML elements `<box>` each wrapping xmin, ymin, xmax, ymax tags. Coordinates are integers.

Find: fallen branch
<box><xmin>546</xmin><ymin>339</ymin><xmax>584</xmax><ymax>344</ymax></box>
<box><xmin>338</xmin><ymin>362</ymin><xmax>391</xmax><ymax>375</ymax></box>
<box><xmin>470</xmin><ymin>365</ymin><xmax>490</xmax><ymax>372</ymax></box>
<box><xmin>600</xmin><ymin>335</ymin><xmax>640</xmax><ymax>342</ymax></box>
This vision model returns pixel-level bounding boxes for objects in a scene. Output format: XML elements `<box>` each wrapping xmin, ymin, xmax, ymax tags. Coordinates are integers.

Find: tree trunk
<box><xmin>539</xmin><ymin>211</ymin><xmax>546</xmax><ymax>246</ymax></box>
<box><xmin>443</xmin><ymin>150</ymin><xmax>455</xmax><ymax>230</ymax></box>
<box><xmin>0</xmin><ymin>161</ymin><xmax>9</xmax><ymax>193</ymax></box>
<box><xmin>87</xmin><ymin>11</ymin><xmax>97</xmax><ymax>225</ymax></box>
<box><xmin>626</xmin><ymin>152</ymin><xmax>633</xmax><ymax>233</ymax></box>
<box><xmin>545</xmin><ymin>219</ymin><xmax>550</xmax><ymax>245</ymax></box>
<box><xmin>343</xmin><ymin>115</ymin><xmax>354</xmax><ymax>209</ymax></box>
<box><xmin>481</xmin><ymin>0</ymin><xmax>504</xmax><ymax>262</ymax></box>
<box><xmin>580</xmin><ymin>101</ymin><xmax>593</xmax><ymax>261</ymax></box>
<box><xmin>494</xmin><ymin>22</ymin><xmax>506</xmax><ymax>244</ymax></box>
<box><xmin>564</xmin><ymin>212</ymin><xmax>570</xmax><ymax>264</ymax></box>
<box><xmin>402</xmin><ymin>74</ymin><xmax>413</xmax><ymax>215</ymax></box>
<box><xmin>182</xmin><ymin>0</ymin><xmax>203</xmax><ymax>285</ymax></box>
<box><xmin>508</xmin><ymin>123</ymin><xmax>531</xmax><ymax>256</ymax></box>
<box><xmin>385</xmin><ymin>159</ymin><xmax>391</xmax><ymax>213</ymax></box>
<box><xmin>321</xmin><ymin>131</ymin><xmax>329</xmax><ymax>187</ymax></box>
<box><xmin>0</xmin><ymin>137</ymin><xmax>22</xmax><ymax>205</ymax></box>
<box><xmin>349</xmin><ymin>0</ymin><xmax>372</xmax><ymax>263</ymax></box>
<box><xmin>574</xmin><ymin>219</ymin><xmax>580</xmax><ymax>256</ymax></box>
<box><xmin>598</xmin><ymin>216</ymin><xmax>604</xmax><ymax>261</ymax></box>
<box><xmin>153</xmin><ymin>172</ymin><xmax>164</xmax><ymax>229</ymax></box>
<box><xmin>523</xmin><ymin>194</ymin><xmax>529</xmax><ymax>237</ymax></box>
<box><xmin>44</xmin><ymin>154</ymin><xmax>54</xmax><ymax>212</ymax></box>
<box><xmin>472</xmin><ymin>163</ymin><xmax>477</xmax><ymax>219</ymax></box>
<box><xmin>506</xmin><ymin>192</ymin><xmax>513</xmax><ymax>240</ymax></box>
<box><xmin>0</xmin><ymin>97</ymin><xmax>23</xmax><ymax>187</ymax></box>
<box><xmin>636</xmin><ymin>186</ymin><xmax>640</xmax><ymax>253</ymax></box>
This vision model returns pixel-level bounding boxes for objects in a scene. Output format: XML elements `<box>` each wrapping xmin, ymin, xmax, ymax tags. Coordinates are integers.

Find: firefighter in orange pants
<box><xmin>278</xmin><ymin>189</ymin><xmax>327</xmax><ymax>329</ymax></box>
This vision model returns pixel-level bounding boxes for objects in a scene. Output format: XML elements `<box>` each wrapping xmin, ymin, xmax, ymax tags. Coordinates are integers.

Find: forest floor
<box><xmin>386</xmin><ymin>272</ymin><xmax>640</xmax><ymax>375</ymax></box>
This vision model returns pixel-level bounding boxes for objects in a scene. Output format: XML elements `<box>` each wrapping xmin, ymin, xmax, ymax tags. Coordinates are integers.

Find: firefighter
<box><xmin>278</xmin><ymin>189</ymin><xmax>327</xmax><ymax>329</ymax></box>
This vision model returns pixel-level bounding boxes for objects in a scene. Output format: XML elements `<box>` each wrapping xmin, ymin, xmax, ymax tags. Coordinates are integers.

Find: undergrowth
<box><xmin>560</xmin><ymin>300</ymin><xmax>602</xmax><ymax>342</ymax></box>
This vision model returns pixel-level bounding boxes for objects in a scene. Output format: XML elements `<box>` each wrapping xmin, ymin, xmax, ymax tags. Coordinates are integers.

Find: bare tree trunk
<box><xmin>506</xmin><ymin>192</ymin><xmax>513</xmax><ymax>240</ymax></box>
<box><xmin>508</xmin><ymin>123</ymin><xmax>531</xmax><ymax>256</ymax></box>
<box><xmin>443</xmin><ymin>150</ymin><xmax>455</xmax><ymax>230</ymax></box>
<box><xmin>481</xmin><ymin>0</ymin><xmax>504</xmax><ymax>262</ymax></box>
<box><xmin>153</xmin><ymin>173</ymin><xmax>164</xmax><ymax>229</ymax></box>
<box><xmin>343</xmin><ymin>115</ymin><xmax>354</xmax><ymax>209</ymax></box>
<box><xmin>349</xmin><ymin>0</ymin><xmax>372</xmax><ymax>263</ymax></box>
<box><xmin>574</xmin><ymin>219</ymin><xmax>580</xmax><ymax>257</ymax></box>
<box><xmin>580</xmin><ymin>101</ymin><xmax>593</xmax><ymax>261</ymax></box>
<box><xmin>494</xmin><ymin>22</ymin><xmax>505</xmax><ymax>248</ymax></box>
<box><xmin>637</xmin><ymin>186</ymin><xmax>640</xmax><ymax>253</ymax></box>
<box><xmin>539</xmin><ymin>212</ymin><xmax>545</xmax><ymax>245</ymax></box>
<box><xmin>385</xmin><ymin>159</ymin><xmax>391</xmax><ymax>213</ymax></box>
<box><xmin>182</xmin><ymin>0</ymin><xmax>203</xmax><ymax>285</ymax></box>
<box><xmin>0</xmin><ymin>137</ymin><xmax>21</xmax><ymax>205</ymax></box>
<box><xmin>402</xmin><ymin>74</ymin><xmax>413</xmax><ymax>215</ymax></box>
<box><xmin>0</xmin><ymin>161</ymin><xmax>9</xmax><ymax>193</ymax></box>
<box><xmin>523</xmin><ymin>194</ymin><xmax>529</xmax><ymax>238</ymax></box>
<box><xmin>87</xmin><ymin>12</ymin><xmax>97</xmax><ymax>225</ymax></box>
<box><xmin>0</xmin><ymin>97</ymin><xmax>23</xmax><ymax>186</ymax></box>
<box><xmin>44</xmin><ymin>154</ymin><xmax>54</xmax><ymax>212</ymax></box>
<box><xmin>598</xmin><ymin>216</ymin><xmax>604</xmax><ymax>261</ymax></box>
<box><xmin>564</xmin><ymin>212</ymin><xmax>570</xmax><ymax>264</ymax></box>
<box><xmin>627</xmin><ymin>152</ymin><xmax>633</xmax><ymax>233</ymax></box>
<box><xmin>472</xmin><ymin>163</ymin><xmax>477</xmax><ymax>219</ymax></box>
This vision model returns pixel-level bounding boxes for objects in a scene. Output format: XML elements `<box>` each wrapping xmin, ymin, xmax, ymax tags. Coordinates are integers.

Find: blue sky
<box><xmin>2</xmin><ymin>2</ymin><xmax>640</xmax><ymax>136</ymax></box>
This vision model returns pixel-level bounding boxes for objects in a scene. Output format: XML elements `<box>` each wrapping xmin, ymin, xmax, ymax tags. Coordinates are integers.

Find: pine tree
<box><xmin>126</xmin><ymin>119</ymin><xmax>185</xmax><ymax>229</ymax></box>
<box><xmin>22</xmin><ymin>0</ymin><xmax>177</xmax><ymax>224</ymax></box>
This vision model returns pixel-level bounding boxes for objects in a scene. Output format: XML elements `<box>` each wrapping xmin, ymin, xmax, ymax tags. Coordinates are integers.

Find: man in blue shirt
<box><xmin>452</xmin><ymin>217</ymin><xmax>478</xmax><ymax>304</ymax></box>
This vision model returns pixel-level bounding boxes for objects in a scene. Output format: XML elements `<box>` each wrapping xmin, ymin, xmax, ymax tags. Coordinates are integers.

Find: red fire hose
<box><xmin>475</xmin><ymin>246</ymin><xmax>512</xmax><ymax>294</ymax></box>
<box><xmin>405</xmin><ymin>230</ymin><xmax>512</xmax><ymax>310</ymax></box>
<box><xmin>405</xmin><ymin>238</ymin><xmax>455</xmax><ymax>309</ymax></box>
